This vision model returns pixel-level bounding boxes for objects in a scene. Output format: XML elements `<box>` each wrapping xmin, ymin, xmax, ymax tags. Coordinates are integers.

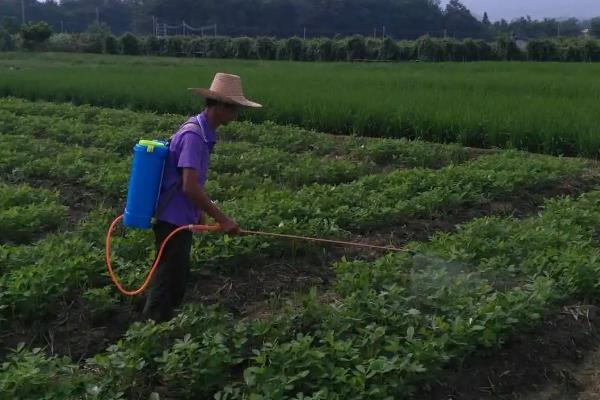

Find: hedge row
<box><xmin>3</xmin><ymin>30</ymin><xmax>600</xmax><ymax>62</ymax></box>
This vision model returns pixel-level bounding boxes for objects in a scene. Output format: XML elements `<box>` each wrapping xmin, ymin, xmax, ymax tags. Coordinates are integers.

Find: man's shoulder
<box><xmin>173</xmin><ymin>125</ymin><xmax>206</xmax><ymax>143</ymax></box>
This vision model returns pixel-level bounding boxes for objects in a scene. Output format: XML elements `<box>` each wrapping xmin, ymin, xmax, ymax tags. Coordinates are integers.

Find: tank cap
<box><xmin>138</xmin><ymin>139</ymin><xmax>166</xmax><ymax>153</ymax></box>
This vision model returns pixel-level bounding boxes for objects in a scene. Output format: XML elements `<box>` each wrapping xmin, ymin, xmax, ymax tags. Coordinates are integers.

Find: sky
<box><xmin>442</xmin><ymin>0</ymin><xmax>600</xmax><ymax>21</ymax></box>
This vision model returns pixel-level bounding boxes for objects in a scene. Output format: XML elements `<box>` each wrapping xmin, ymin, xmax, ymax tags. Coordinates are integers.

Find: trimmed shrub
<box><xmin>346</xmin><ymin>35</ymin><xmax>367</xmax><ymax>60</ymax></box>
<box><xmin>0</xmin><ymin>28</ymin><xmax>15</xmax><ymax>51</ymax></box>
<box><xmin>104</xmin><ymin>35</ymin><xmax>119</xmax><ymax>54</ymax></box>
<box><xmin>205</xmin><ymin>36</ymin><xmax>232</xmax><ymax>58</ymax></box>
<box><xmin>20</xmin><ymin>21</ymin><xmax>53</xmax><ymax>51</ymax></box>
<box><xmin>256</xmin><ymin>36</ymin><xmax>277</xmax><ymax>60</ymax></box>
<box><xmin>46</xmin><ymin>33</ymin><xmax>78</xmax><ymax>52</ymax></box>
<box><xmin>120</xmin><ymin>32</ymin><xmax>140</xmax><ymax>55</ymax></box>
<box><xmin>232</xmin><ymin>36</ymin><xmax>255</xmax><ymax>59</ymax></box>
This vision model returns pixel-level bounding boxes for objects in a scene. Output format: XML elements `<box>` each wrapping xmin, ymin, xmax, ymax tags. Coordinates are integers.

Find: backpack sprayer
<box><xmin>105</xmin><ymin>139</ymin><xmax>412</xmax><ymax>297</ymax></box>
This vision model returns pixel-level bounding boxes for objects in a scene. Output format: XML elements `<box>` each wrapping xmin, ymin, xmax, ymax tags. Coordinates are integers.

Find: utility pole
<box><xmin>21</xmin><ymin>0</ymin><xmax>25</xmax><ymax>24</ymax></box>
<box><xmin>214</xmin><ymin>24</ymin><xmax>217</xmax><ymax>37</ymax></box>
<box><xmin>303</xmin><ymin>26</ymin><xmax>306</xmax><ymax>40</ymax></box>
<box><xmin>152</xmin><ymin>16</ymin><xmax>156</xmax><ymax>36</ymax></box>
<box><xmin>382</xmin><ymin>25</ymin><xmax>386</xmax><ymax>39</ymax></box>
<box><xmin>373</xmin><ymin>28</ymin><xmax>377</xmax><ymax>38</ymax></box>
<box><xmin>557</xmin><ymin>22</ymin><xmax>560</xmax><ymax>38</ymax></box>
<box><xmin>96</xmin><ymin>7</ymin><xmax>100</xmax><ymax>24</ymax></box>
<box><xmin>61</xmin><ymin>20</ymin><xmax>64</xmax><ymax>33</ymax></box>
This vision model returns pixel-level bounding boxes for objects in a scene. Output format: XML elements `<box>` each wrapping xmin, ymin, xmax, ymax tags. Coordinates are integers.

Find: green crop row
<box><xmin>221</xmin><ymin>151</ymin><xmax>587</xmax><ymax>234</ymax></box>
<box><xmin>0</xmin><ymin>132</ymin><xmax>369</xmax><ymax>203</ymax></box>
<box><xmin>3</xmin><ymin>189</ymin><xmax>599</xmax><ymax>399</ymax></box>
<box><xmin>2</xmin><ymin>54</ymin><xmax>600</xmax><ymax>157</ymax></box>
<box><xmin>0</xmin><ymin>151</ymin><xmax>588</xmax><ymax>323</ymax></box>
<box><xmin>0</xmin><ymin>184</ymin><xmax>67</xmax><ymax>244</ymax></box>
<box><xmin>0</xmin><ymin>97</ymin><xmax>472</xmax><ymax>169</ymax></box>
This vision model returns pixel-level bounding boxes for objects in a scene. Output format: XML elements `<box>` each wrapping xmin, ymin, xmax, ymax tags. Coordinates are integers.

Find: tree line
<box><xmin>1</xmin><ymin>0</ymin><xmax>600</xmax><ymax>40</ymax></box>
<box><xmin>3</xmin><ymin>21</ymin><xmax>600</xmax><ymax>63</ymax></box>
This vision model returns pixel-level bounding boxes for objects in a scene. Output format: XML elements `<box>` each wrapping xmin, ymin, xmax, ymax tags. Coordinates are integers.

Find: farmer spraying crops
<box><xmin>142</xmin><ymin>73</ymin><xmax>262</xmax><ymax>322</ymax></box>
<box><xmin>106</xmin><ymin>73</ymin><xmax>410</xmax><ymax>322</ymax></box>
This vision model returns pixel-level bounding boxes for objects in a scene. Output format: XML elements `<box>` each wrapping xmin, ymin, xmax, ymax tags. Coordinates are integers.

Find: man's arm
<box><xmin>181</xmin><ymin>168</ymin><xmax>239</xmax><ymax>233</ymax></box>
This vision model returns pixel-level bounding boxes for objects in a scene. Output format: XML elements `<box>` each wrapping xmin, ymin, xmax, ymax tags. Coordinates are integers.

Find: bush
<box><xmin>20</xmin><ymin>21</ymin><xmax>53</xmax><ymax>51</ymax></box>
<box><xmin>397</xmin><ymin>40</ymin><xmax>416</xmax><ymax>60</ymax></box>
<box><xmin>495</xmin><ymin>36</ymin><xmax>523</xmax><ymax>61</ymax></box>
<box><xmin>285</xmin><ymin>37</ymin><xmax>304</xmax><ymax>61</ymax></box>
<box><xmin>561</xmin><ymin>41</ymin><xmax>585</xmax><ymax>62</ymax></box>
<box><xmin>275</xmin><ymin>39</ymin><xmax>289</xmax><ymax>60</ymax></box>
<box><xmin>380</xmin><ymin>37</ymin><xmax>400</xmax><ymax>61</ymax></box>
<box><xmin>205</xmin><ymin>36</ymin><xmax>232</xmax><ymax>58</ymax></box>
<box><xmin>0</xmin><ymin>28</ymin><xmax>15</xmax><ymax>51</ymax></box>
<box><xmin>346</xmin><ymin>35</ymin><xmax>367</xmax><ymax>60</ymax></box>
<box><xmin>46</xmin><ymin>33</ymin><xmax>78</xmax><ymax>52</ymax></box>
<box><xmin>1</xmin><ymin>16</ymin><xmax>20</xmax><ymax>35</ymax></box>
<box><xmin>462</xmin><ymin>39</ymin><xmax>479</xmax><ymax>61</ymax></box>
<box><xmin>104</xmin><ymin>35</ymin><xmax>119</xmax><ymax>54</ymax></box>
<box><xmin>583</xmin><ymin>39</ymin><xmax>600</xmax><ymax>62</ymax></box>
<box><xmin>232</xmin><ymin>36</ymin><xmax>255</xmax><ymax>59</ymax></box>
<box><xmin>81</xmin><ymin>22</ymin><xmax>110</xmax><ymax>54</ymax></box>
<box><xmin>182</xmin><ymin>37</ymin><xmax>205</xmax><ymax>57</ymax></box>
<box><xmin>474</xmin><ymin>39</ymin><xmax>494</xmax><ymax>60</ymax></box>
<box><xmin>164</xmin><ymin>36</ymin><xmax>183</xmax><ymax>56</ymax></box>
<box><xmin>527</xmin><ymin>39</ymin><xmax>559</xmax><ymax>61</ymax></box>
<box><xmin>364</xmin><ymin>38</ymin><xmax>381</xmax><ymax>60</ymax></box>
<box><xmin>142</xmin><ymin>35</ymin><xmax>160</xmax><ymax>55</ymax></box>
<box><xmin>303</xmin><ymin>38</ymin><xmax>319</xmax><ymax>61</ymax></box>
<box><xmin>416</xmin><ymin>35</ymin><xmax>443</xmax><ymax>61</ymax></box>
<box><xmin>256</xmin><ymin>36</ymin><xmax>277</xmax><ymax>60</ymax></box>
<box><xmin>333</xmin><ymin>38</ymin><xmax>347</xmax><ymax>61</ymax></box>
<box><xmin>316</xmin><ymin>38</ymin><xmax>335</xmax><ymax>61</ymax></box>
<box><xmin>120</xmin><ymin>32</ymin><xmax>140</xmax><ymax>55</ymax></box>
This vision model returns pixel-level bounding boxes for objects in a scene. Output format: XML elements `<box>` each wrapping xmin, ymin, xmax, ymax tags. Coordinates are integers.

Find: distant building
<box><xmin>582</xmin><ymin>28</ymin><xmax>590</xmax><ymax>37</ymax></box>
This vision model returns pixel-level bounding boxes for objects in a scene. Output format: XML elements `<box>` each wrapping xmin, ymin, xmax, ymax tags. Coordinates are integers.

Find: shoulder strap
<box><xmin>152</xmin><ymin>117</ymin><xmax>202</xmax><ymax>224</ymax></box>
<box><xmin>153</xmin><ymin>176</ymin><xmax>182</xmax><ymax>225</ymax></box>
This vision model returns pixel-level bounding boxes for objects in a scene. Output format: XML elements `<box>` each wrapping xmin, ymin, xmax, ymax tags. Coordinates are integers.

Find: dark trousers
<box><xmin>142</xmin><ymin>221</ymin><xmax>193</xmax><ymax>323</ymax></box>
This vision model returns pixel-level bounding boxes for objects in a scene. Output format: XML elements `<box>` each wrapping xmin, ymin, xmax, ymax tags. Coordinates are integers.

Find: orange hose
<box><xmin>106</xmin><ymin>215</ymin><xmax>410</xmax><ymax>296</ymax></box>
<box><xmin>105</xmin><ymin>214</ymin><xmax>221</xmax><ymax>296</ymax></box>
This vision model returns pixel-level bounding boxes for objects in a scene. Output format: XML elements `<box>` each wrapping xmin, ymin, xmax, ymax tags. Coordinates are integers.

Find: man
<box><xmin>143</xmin><ymin>73</ymin><xmax>262</xmax><ymax>322</ymax></box>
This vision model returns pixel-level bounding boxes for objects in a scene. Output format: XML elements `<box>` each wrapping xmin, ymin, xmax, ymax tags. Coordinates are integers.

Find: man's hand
<box><xmin>219</xmin><ymin>217</ymin><xmax>240</xmax><ymax>234</ymax></box>
<box><xmin>182</xmin><ymin>168</ymin><xmax>239</xmax><ymax>234</ymax></box>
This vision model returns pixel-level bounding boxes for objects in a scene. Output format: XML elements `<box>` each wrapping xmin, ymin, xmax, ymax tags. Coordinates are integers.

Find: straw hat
<box><xmin>188</xmin><ymin>73</ymin><xmax>262</xmax><ymax>108</ymax></box>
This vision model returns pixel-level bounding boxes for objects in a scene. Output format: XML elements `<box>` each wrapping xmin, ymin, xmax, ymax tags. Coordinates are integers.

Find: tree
<box><xmin>557</xmin><ymin>18</ymin><xmax>582</xmax><ymax>37</ymax></box>
<box><xmin>82</xmin><ymin>22</ymin><xmax>111</xmax><ymax>53</ymax></box>
<box><xmin>590</xmin><ymin>17</ymin><xmax>600</xmax><ymax>38</ymax></box>
<box><xmin>1</xmin><ymin>16</ymin><xmax>20</xmax><ymax>34</ymax></box>
<box><xmin>104</xmin><ymin>35</ymin><xmax>120</xmax><ymax>54</ymax></box>
<box><xmin>444</xmin><ymin>0</ymin><xmax>485</xmax><ymax>38</ymax></box>
<box><xmin>20</xmin><ymin>21</ymin><xmax>53</xmax><ymax>50</ymax></box>
<box><xmin>120</xmin><ymin>32</ymin><xmax>140</xmax><ymax>55</ymax></box>
<box><xmin>482</xmin><ymin>12</ymin><xmax>490</xmax><ymax>26</ymax></box>
<box><xmin>0</xmin><ymin>28</ymin><xmax>16</xmax><ymax>51</ymax></box>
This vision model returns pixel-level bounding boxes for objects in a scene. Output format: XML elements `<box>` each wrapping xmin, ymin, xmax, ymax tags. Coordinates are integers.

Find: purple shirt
<box><xmin>156</xmin><ymin>112</ymin><xmax>217</xmax><ymax>226</ymax></box>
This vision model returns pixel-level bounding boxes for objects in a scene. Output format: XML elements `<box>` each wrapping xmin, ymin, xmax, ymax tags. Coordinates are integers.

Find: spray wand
<box><xmin>105</xmin><ymin>214</ymin><xmax>412</xmax><ymax>297</ymax></box>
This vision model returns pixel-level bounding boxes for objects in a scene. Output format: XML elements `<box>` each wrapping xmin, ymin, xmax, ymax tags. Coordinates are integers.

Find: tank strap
<box><xmin>153</xmin><ymin>117</ymin><xmax>203</xmax><ymax>224</ymax></box>
<box><xmin>152</xmin><ymin>176</ymin><xmax>182</xmax><ymax>225</ymax></box>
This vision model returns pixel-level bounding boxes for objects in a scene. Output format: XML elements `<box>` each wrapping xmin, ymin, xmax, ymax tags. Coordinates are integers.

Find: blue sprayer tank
<box><xmin>123</xmin><ymin>140</ymin><xmax>170</xmax><ymax>229</ymax></box>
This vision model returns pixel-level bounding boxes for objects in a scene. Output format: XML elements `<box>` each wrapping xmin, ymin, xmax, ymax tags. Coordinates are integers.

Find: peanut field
<box><xmin>1</xmin><ymin>55</ymin><xmax>600</xmax><ymax>399</ymax></box>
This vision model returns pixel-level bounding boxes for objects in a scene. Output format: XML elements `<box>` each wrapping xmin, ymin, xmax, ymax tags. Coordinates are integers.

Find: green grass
<box><xmin>1</xmin><ymin>52</ymin><xmax>600</xmax><ymax>157</ymax></box>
